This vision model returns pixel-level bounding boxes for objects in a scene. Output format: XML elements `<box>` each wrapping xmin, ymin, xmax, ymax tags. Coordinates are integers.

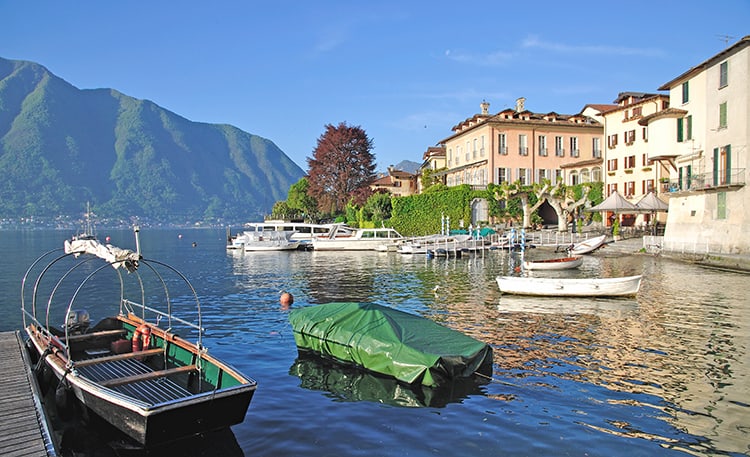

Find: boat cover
<box><xmin>288</xmin><ymin>302</ymin><xmax>493</xmax><ymax>387</ymax></box>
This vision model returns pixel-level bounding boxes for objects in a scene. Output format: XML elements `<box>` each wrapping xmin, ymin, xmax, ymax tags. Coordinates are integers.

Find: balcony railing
<box><xmin>662</xmin><ymin>168</ymin><xmax>746</xmax><ymax>193</ymax></box>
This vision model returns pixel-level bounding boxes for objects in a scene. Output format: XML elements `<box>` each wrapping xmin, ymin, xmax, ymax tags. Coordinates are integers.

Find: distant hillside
<box><xmin>392</xmin><ymin>160</ymin><xmax>421</xmax><ymax>174</ymax></box>
<box><xmin>0</xmin><ymin>57</ymin><xmax>304</xmax><ymax>224</ymax></box>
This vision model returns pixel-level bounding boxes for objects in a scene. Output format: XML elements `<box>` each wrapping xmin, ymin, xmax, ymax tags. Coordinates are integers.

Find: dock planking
<box><xmin>0</xmin><ymin>331</ymin><xmax>56</xmax><ymax>457</ymax></box>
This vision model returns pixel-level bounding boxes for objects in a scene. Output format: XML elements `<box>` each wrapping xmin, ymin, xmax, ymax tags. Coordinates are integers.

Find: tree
<box><xmin>493</xmin><ymin>181</ymin><xmax>546</xmax><ymax>228</ymax></box>
<box><xmin>307</xmin><ymin>122</ymin><xmax>376</xmax><ymax>215</ymax></box>
<box><xmin>543</xmin><ymin>182</ymin><xmax>592</xmax><ymax>232</ymax></box>
<box><xmin>287</xmin><ymin>177</ymin><xmax>319</xmax><ymax>221</ymax></box>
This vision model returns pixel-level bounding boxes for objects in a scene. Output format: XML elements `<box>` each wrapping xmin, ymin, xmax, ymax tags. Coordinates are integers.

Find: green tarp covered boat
<box><xmin>288</xmin><ymin>302</ymin><xmax>493</xmax><ymax>387</ymax></box>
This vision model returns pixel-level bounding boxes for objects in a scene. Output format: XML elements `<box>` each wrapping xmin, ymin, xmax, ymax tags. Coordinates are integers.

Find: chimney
<box><xmin>515</xmin><ymin>97</ymin><xmax>526</xmax><ymax>112</ymax></box>
<box><xmin>480</xmin><ymin>100</ymin><xmax>490</xmax><ymax>115</ymax></box>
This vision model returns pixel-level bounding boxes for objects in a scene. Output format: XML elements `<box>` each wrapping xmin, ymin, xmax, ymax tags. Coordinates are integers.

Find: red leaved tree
<box><xmin>307</xmin><ymin>122</ymin><xmax>376</xmax><ymax>214</ymax></box>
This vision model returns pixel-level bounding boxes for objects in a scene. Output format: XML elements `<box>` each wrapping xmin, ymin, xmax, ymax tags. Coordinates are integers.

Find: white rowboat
<box><xmin>496</xmin><ymin>275</ymin><xmax>642</xmax><ymax>297</ymax></box>
<box><xmin>523</xmin><ymin>256</ymin><xmax>583</xmax><ymax>270</ymax></box>
<box><xmin>569</xmin><ymin>235</ymin><xmax>606</xmax><ymax>255</ymax></box>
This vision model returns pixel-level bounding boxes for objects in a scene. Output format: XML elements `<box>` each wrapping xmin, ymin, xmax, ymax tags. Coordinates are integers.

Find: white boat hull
<box><xmin>523</xmin><ymin>256</ymin><xmax>583</xmax><ymax>270</ymax></box>
<box><xmin>496</xmin><ymin>275</ymin><xmax>642</xmax><ymax>297</ymax></box>
<box><xmin>569</xmin><ymin>235</ymin><xmax>606</xmax><ymax>255</ymax></box>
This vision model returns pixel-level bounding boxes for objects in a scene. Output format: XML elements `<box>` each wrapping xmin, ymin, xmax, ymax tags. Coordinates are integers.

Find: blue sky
<box><xmin>2</xmin><ymin>1</ymin><xmax>748</xmax><ymax>172</ymax></box>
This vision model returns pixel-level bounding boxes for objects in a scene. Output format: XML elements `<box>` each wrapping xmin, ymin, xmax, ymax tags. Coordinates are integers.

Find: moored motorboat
<box><xmin>496</xmin><ymin>274</ymin><xmax>642</xmax><ymax>297</ymax></box>
<box><xmin>569</xmin><ymin>234</ymin><xmax>606</xmax><ymax>255</ymax></box>
<box><xmin>22</xmin><ymin>228</ymin><xmax>257</xmax><ymax>447</ymax></box>
<box><xmin>523</xmin><ymin>256</ymin><xmax>583</xmax><ymax>270</ymax></box>
<box><xmin>311</xmin><ymin>226</ymin><xmax>404</xmax><ymax>251</ymax></box>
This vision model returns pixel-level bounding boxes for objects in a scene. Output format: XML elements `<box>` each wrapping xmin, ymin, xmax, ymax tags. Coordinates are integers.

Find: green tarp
<box><xmin>288</xmin><ymin>302</ymin><xmax>493</xmax><ymax>387</ymax></box>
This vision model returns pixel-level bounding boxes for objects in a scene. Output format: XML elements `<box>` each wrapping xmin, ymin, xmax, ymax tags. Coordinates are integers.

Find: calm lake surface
<box><xmin>1</xmin><ymin>228</ymin><xmax>748</xmax><ymax>457</ymax></box>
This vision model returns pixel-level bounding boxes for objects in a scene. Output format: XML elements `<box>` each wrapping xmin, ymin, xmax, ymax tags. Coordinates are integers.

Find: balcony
<box><xmin>662</xmin><ymin>168</ymin><xmax>746</xmax><ymax>194</ymax></box>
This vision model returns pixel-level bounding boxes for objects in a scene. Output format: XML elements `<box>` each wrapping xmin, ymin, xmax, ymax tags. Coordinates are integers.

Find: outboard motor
<box><xmin>64</xmin><ymin>310</ymin><xmax>90</xmax><ymax>335</ymax></box>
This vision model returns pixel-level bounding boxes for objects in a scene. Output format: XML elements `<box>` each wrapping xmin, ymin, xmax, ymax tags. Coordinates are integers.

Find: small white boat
<box><xmin>496</xmin><ymin>274</ymin><xmax>642</xmax><ymax>297</ymax></box>
<box><xmin>398</xmin><ymin>234</ymin><xmax>472</xmax><ymax>255</ymax></box>
<box><xmin>311</xmin><ymin>226</ymin><xmax>404</xmax><ymax>251</ymax></box>
<box><xmin>569</xmin><ymin>235</ymin><xmax>606</xmax><ymax>255</ymax></box>
<box><xmin>523</xmin><ymin>256</ymin><xmax>583</xmax><ymax>270</ymax></box>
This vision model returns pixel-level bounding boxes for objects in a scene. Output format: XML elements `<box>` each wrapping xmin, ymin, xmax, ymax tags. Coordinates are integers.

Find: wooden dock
<box><xmin>0</xmin><ymin>331</ymin><xmax>57</xmax><ymax>457</ymax></box>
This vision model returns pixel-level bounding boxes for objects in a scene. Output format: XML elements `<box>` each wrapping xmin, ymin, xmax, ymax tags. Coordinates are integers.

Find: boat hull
<box><xmin>25</xmin><ymin>319</ymin><xmax>256</xmax><ymax>448</ymax></box>
<box><xmin>569</xmin><ymin>235</ymin><xmax>606</xmax><ymax>255</ymax></box>
<box><xmin>523</xmin><ymin>256</ymin><xmax>583</xmax><ymax>270</ymax></box>
<box><xmin>496</xmin><ymin>275</ymin><xmax>642</xmax><ymax>297</ymax></box>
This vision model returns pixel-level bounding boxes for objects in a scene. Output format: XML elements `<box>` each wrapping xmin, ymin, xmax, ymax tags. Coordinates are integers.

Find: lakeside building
<box><xmin>437</xmin><ymin>98</ymin><xmax>604</xmax><ymax>192</ymax></box>
<box><xmin>416</xmin><ymin>146</ymin><xmax>446</xmax><ymax>193</ymax></box>
<box><xmin>640</xmin><ymin>35</ymin><xmax>749</xmax><ymax>254</ymax></box>
<box><xmin>370</xmin><ymin>166</ymin><xmax>418</xmax><ymax>197</ymax></box>
<box><xmin>599</xmin><ymin>92</ymin><xmax>672</xmax><ymax>229</ymax></box>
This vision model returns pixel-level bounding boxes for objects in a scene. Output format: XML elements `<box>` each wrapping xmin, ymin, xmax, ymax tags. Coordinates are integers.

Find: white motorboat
<box><xmin>311</xmin><ymin>226</ymin><xmax>404</xmax><ymax>251</ymax></box>
<box><xmin>398</xmin><ymin>234</ymin><xmax>472</xmax><ymax>254</ymax></box>
<box><xmin>227</xmin><ymin>221</ymin><xmax>354</xmax><ymax>249</ymax></box>
<box><xmin>242</xmin><ymin>230</ymin><xmax>300</xmax><ymax>251</ymax></box>
<box><xmin>496</xmin><ymin>274</ymin><xmax>642</xmax><ymax>297</ymax></box>
<box><xmin>569</xmin><ymin>235</ymin><xmax>607</xmax><ymax>255</ymax></box>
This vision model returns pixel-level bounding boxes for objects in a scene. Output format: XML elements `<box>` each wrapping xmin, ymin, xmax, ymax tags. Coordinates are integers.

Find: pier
<box><xmin>0</xmin><ymin>331</ymin><xmax>57</xmax><ymax>457</ymax></box>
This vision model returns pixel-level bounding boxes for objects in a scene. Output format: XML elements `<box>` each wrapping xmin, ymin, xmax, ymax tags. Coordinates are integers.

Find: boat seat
<box><xmin>64</xmin><ymin>329</ymin><xmax>127</xmax><ymax>343</ymax></box>
<box><xmin>99</xmin><ymin>364</ymin><xmax>198</xmax><ymax>388</ymax></box>
<box><xmin>74</xmin><ymin>348</ymin><xmax>165</xmax><ymax>367</ymax></box>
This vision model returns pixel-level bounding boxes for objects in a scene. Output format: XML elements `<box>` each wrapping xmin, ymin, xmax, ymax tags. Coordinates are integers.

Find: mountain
<box><xmin>392</xmin><ymin>160</ymin><xmax>421</xmax><ymax>174</ymax></box>
<box><xmin>0</xmin><ymin>57</ymin><xmax>305</xmax><ymax>224</ymax></box>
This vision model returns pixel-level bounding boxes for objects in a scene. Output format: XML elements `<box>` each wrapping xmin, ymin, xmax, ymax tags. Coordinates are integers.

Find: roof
<box><xmin>637</xmin><ymin>107</ymin><xmax>689</xmax><ymax>126</ymax></box>
<box><xmin>658</xmin><ymin>35</ymin><xmax>750</xmax><ymax>90</ymax></box>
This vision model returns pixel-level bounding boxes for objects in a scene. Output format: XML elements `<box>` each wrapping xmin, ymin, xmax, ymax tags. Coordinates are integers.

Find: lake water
<box><xmin>1</xmin><ymin>229</ymin><xmax>748</xmax><ymax>456</ymax></box>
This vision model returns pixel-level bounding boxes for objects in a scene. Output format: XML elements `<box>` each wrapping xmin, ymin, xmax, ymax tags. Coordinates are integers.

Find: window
<box><xmin>607</xmin><ymin>134</ymin><xmax>618</xmax><ymax>149</ymax></box>
<box><xmin>607</xmin><ymin>158</ymin><xmax>618</xmax><ymax>172</ymax></box>
<box><xmin>686</xmin><ymin>115</ymin><xmax>692</xmax><ymax>140</ymax></box>
<box><xmin>537</xmin><ymin>168</ymin><xmax>548</xmax><ymax>183</ymax></box>
<box><xmin>498</xmin><ymin>134</ymin><xmax>507</xmax><ymax>155</ymax></box>
<box><xmin>677</xmin><ymin>118</ymin><xmax>684</xmax><ymax>142</ymax></box>
<box><xmin>713</xmin><ymin>145</ymin><xmax>732</xmax><ymax>186</ymax></box>
<box><xmin>719</xmin><ymin>102</ymin><xmax>727</xmax><ymax>129</ymax></box>
<box><xmin>455</xmin><ymin>146</ymin><xmax>460</xmax><ymax>165</ymax></box>
<box><xmin>465</xmin><ymin>141</ymin><xmax>470</xmax><ymax>161</ymax></box>
<box><xmin>642</xmin><ymin>154</ymin><xmax>648</xmax><ymax>166</ymax></box>
<box><xmin>496</xmin><ymin>167</ymin><xmax>510</xmax><ymax>184</ymax></box>
<box><xmin>570</xmin><ymin>137</ymin><xmax>579</xmax><ymax>157</ymax></box>
<box><xmin>555</xmin><ymin>136</ymin><xmax>564</xmax><ymax>156</ymax></box>
<box><xmin>538</xmin><ymin>135</ymin><xmax>547</xmax><ymax>156</ymax></box>
<box><xmin>569</xmin><ymin>171</ymin><xmax>579</xmax><ymax>185</ymax></box>
<box><xmin>447</xmin><ymin>148</ymin><xmax>452</xmax><ymax>166</ymax></box>
<box><xmin>554</xmin><ymin>169</ymin><xmax>563</xmax><ymax>184</ymax></box>
<box><xmin>593</xmin><ymin>138</ymin><xmax>601</xmax><ymax>158</ymax></box>
<box><xmin>719</xmin><ymin>61</ymin><xmax>728</xmax><ymax>88</ymax></box>
<box><xmin>644</xmin><ymin>179</ymin><xmax>654</xmax><ymax>194</ymax></box>
<box><xmin>591</xmin><ymin>167</ymin><xmax>602</xmax><ymax>181</ymax></box>
<box><xmin>642</xmin><ymin>127</ymin><xmax>648</xmax><ymax>142</ymax></box>
<box><xmin>519</xmin><ymin>134</ymin><xmax>528</xmax><ymax>156</ymax></box>
<box><xmin>625</xmin><ymin>130</ymin><xmax>636</xmax><ymax>145</ymax></box>
<box><xmin>624</xmin><ymin>155</ymin><xmax>636</xmax><ymax>169</ymax></box>
<box><xmin>480</xmin><ymin>136</ymin><xmax>485</xmax><ymax>157</ymax></box>
<box><xmin>632</xmin><ymin>106</ymin><xmax>642</xmax><ymax>117</ymax></box>
<box><xmin>472</xmin><ymin>139</ymin><xmax>477</xmax><ymax>159</ymax></box>
<box><xmin>517</xmin><ymin>168</ymin><xmax>529</xmax><ymax>185</ymax></box>
<box><xmin>681</xmin><ymin>81</ymin><xmax>689</xmax><ymax>104</ymax></box>
<box><xmin>717</xmin><ymin>192</ymin><xmax>727</xmax><ymax>219</ymax></box>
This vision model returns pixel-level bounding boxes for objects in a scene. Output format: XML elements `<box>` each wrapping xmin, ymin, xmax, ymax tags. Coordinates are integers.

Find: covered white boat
<box><xmin>523</xmin><ymin>256</ymin><xmax>583</xmax><ymax>270</ymax></box>
<box><xmin>496</xmin><ymin>274</ymin><xmax>642</xmax><ymax>297</ymax></box>
<box><xmin>311</xmin><ymin>226</ymin><xmax>404</xmax><ymax>251</ymax></box>
<box><xmin>569</xmin><ymin>234</ymin><xmax>606</xmax><ymax>255</ymax></box>
<box><xmin>227</xmin><ymin>221</ymin><xmax>353</xmax><ymax>249</ymax></box>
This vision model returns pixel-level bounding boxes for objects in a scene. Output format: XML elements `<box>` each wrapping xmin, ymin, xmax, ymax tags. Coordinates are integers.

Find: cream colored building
<box><xmin>641</xmin><ymin>36</ymin><xmax>749</xmax><ymax>253</ymax></box>
<box><xmin>438</xmin><ymin>98</ymin><xmax>604</xmax><ymax>190</ymax></box>
<box><xmin>416</xmin><ymin>146</ymin><xmax>446</xmax><ymax>193</ymax></box>
<box><xmin>599</xmin><ymin>92</ymin><xmax>672</xmax><ymax>228</ymax></box>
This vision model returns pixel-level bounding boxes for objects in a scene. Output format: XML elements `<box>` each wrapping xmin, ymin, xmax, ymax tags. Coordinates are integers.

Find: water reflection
<box><xmin>290</xmin><ymin>353</ymin><xmax>489</xmax><ymax>408</ymax></box>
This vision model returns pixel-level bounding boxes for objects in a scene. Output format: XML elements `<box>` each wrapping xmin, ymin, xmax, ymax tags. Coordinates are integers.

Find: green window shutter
<box><xmin>713</xmin><ymin>147</ymin><xmax>719</xmax><ymax>186</ymax></box>
<box><xmin>682</xmin><ymin>81</ymin><xmax>689</xmax><ymax>103</ymax></box>
<box><xmin>719</xmin><ymin>102</ymin><xmax>727</xmax><ymax>128</ymax></box>
<box><xmin>686</xmin><ymin>115</ymin><xmax>692</xmax><ymax>140</ymax></box>
<box><xmin>726</xmin><ymin>145</ymin><xmax>732</xmax><ymax>184</ymax></box>
<box><xmin>677</xmin><ymin>118</ymin><xmax>684</xmax><ymax>142</ymax></box>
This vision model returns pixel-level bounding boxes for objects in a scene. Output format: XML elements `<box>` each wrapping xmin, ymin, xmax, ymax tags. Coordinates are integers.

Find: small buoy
<box><xmin>280</xmin><ymin>292</ymin><xmax>294</xmax><ymax>308</ymax></box>
<box><xmin>192</xmin><ymin>242</ymin><xmax>197</xmax><ymax>247</ymax></box>
<box><xmin>178</xmin><ymin>234</ymin><xmax>183</xmax><ymax>239</ymax></box>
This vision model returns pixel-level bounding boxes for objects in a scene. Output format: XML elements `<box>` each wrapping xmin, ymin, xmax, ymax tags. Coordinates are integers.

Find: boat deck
<box><xmin>0</xmin><ymin>331</ymin><xmax>57</xmax><ymax>457</ymax></box>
